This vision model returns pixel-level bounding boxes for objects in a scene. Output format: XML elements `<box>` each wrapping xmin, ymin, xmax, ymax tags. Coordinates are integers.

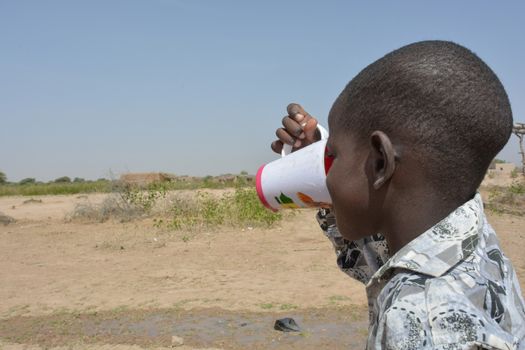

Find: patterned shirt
<box><xmin>317</xmin><ymin>194</ymin><xmax>525</xmax><ymax>349</ymax></box>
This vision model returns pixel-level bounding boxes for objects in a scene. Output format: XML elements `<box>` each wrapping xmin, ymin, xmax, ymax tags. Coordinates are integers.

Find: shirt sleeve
<box><xmin>316</xmin><ymin>208</ymin><xmax>390</xmax><ymax>284</ymax></box>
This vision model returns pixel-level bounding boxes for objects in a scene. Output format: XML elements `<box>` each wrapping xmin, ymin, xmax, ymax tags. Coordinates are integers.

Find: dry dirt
<box><xmin>0</xmin><ymin>191</ymin><xmax>524</xmax><ymax>350</ymax></box>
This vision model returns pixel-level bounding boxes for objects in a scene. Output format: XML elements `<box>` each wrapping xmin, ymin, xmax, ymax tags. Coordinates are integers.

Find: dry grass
<box><xmin>485</xmin><ymin>179</ymin><xmax>525</xmax><ymax>216</ymax></box>
<box><xmin>66</xmin><ymin>186</ymin><xmax>283</xmax><ymax>229</ymax></box>
<box><xmin>66</xmin><ymin>195</ymin><xmax>145</xmax><ymax>223</ymax></box>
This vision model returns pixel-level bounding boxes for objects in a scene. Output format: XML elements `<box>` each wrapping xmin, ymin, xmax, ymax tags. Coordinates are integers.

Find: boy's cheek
<box><xmin>325</xmin><ymin>171</ymin><xmax>337</xmax><ymax>205</ymax></box>
<box><xmin>326</xmin><ymin>165</ymin><xmax>375</xmax><ymax>240</ymax></box>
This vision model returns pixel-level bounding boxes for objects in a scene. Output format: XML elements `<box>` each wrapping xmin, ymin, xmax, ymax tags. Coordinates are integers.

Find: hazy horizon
<box><xmin>1</xmin><ymin>1</ymin><xmax>524</xmax><ymax>182</ymax></box>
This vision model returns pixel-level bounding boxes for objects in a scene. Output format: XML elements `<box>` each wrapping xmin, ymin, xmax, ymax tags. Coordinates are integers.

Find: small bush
<box><xmin>67</xmin><ymin>182</ymin><xmax>167</xmax><ymax>222</ymax></box>
<box><xmin>114</xmin><ymin>182</ymin><xmax>167</xmax><ymax>212</ymax></box>
<box><xmin>68</xmin><ymin>195</ymin><xmax>145</xmax><ymax>223</ymax></box>
<box><xmin>167</xmin><ymin>187</ymin><xmax>282</xmax><ymax>231</ymax></box>
<box><xmin>19</xmin><ymin>178</ymin><xmax>36</xmax><ymax>185</ymax></box>
<box><xmin>54</xmin><ymin>176</ymin><xmax>71</xmax><ymax>183</ymax></box>
<box><xmin>486</xmin><ymin>181</ymin><xmax>525</xmax><ymax>215</ymax></box>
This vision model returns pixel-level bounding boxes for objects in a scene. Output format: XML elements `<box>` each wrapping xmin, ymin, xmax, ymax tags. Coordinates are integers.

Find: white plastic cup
<box><xmin>256</xmin><ymin>138</ymin><xmax>333</xmax><ymax>211</ymax></box>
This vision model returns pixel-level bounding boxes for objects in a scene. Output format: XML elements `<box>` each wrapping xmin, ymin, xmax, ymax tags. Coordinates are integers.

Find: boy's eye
<box><xmin>324</xmin><ymin>146</ymin><xmax>335</xmax><ymax>174</ymax></box>
<box><xmin>325</xmin><ymin>146</ymin><xmax>335</xmax><ymax>158</ymax></box>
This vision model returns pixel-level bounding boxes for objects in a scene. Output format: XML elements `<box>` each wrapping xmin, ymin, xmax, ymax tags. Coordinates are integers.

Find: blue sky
<box><xmin>1</xmin><ymin>0</ymin><xmax>524</xmax><ymax>181</ymax></box>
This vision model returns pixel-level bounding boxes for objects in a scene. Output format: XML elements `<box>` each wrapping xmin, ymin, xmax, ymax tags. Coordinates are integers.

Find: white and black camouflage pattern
<box><xmin>317</xmin><ymin>194</ymin><xmax>525</xmax><ymax>349</ymax></box>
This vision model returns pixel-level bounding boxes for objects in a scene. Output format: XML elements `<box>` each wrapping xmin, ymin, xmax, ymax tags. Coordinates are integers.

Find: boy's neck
<box><xmin>382</xmin><ymin>190</ymin><xmax>472</xmax><ymax>255</ymax></box>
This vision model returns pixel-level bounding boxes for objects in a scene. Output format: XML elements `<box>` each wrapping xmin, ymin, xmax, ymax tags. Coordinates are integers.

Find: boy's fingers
<box><xmin>287</xmin><ymin>103</ymin><xmax>314</xmax><ymax>123</ymax></box>
<box><xmin>282</xmin><ymin>116</ymin><xmax>304</xmax><ymax>138</ymax></box>
<box><xmin>272</xmin><ymin>103</ymin><xmax>319</xmax><ymax>154</ymax></box>
<box><xmin>271</xmin><ymin>140</ymin><xmax>283</xmax><ymax>154</ymax></box>
<box><xmin>287</xmin><ymin>103</ymin><xmax>306</xmax><ymax>118</ymax></box>
<box><xmin>276</xmin><ymin>128</ymin><xmax>295</xmax><ymax>146</ymax></box>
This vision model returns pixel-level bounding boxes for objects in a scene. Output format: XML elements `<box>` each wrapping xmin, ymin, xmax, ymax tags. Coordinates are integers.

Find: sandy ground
<box><xmin>0</xmin><ymin>191</ymin><xmax>524</xmax><ymax>349</ymax></box>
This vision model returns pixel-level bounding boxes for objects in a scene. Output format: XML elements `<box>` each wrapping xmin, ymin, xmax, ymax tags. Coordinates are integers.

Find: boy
<box><xmin>271</xmin><ymin>41</ymin><xmax>525</xmax><ymax>349</ymax></box>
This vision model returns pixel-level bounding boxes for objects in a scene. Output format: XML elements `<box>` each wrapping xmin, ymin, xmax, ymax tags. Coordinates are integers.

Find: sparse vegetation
<box><xmin>54</xmin><ymin>176</ymin><xmax>72</xmax><ymax>183</ymax></box>
<box><xmin>166</xmin><ymin>187</ymin><xmax>282</xmax><ymax>230</ymax></box>
<box><xmin>486</xmin><ymin>180</ymin><xmax>525</xmax><ymax>215</ymax></box>
<box><xmin>67</xmin><ymin>183</ymin><xmax>167</xmax><ymax>223</ymax></box>
<box><xmin>0</xmin><ymin>173</ymin><xmax>253</xmax><ymax>197</ymax></box>
<box><xmin>279</xmin><ymin>303</ymin><xmax>298</xmax><ymax>310</ymax></box>
<box><xmin>0</xmin><ymin>171</ymin><xmax>6</xmax><ymax>184</ymax></box>
<box><xmin>19</xmin><ymin>178</ymin><xmax>36</xmax><ymax>185</ymax></box>
<box><xmin>0</xmin><ymin>179</ymin><xmax>113</xmax><ymax>197</ymax></box>
<box><xmin>66</xmin><ymin>181</ymin><xmax>281</xmax><ymax>228</ymax></box>
<box><xmin>116</xmin><ymin>182</ymin><xmax>168</xmax><ymax>213</ymax></box>
<box><xmin>67</xmin><ymin>195</ymin><xmax>142</xmax><ymax>223</ymax></box>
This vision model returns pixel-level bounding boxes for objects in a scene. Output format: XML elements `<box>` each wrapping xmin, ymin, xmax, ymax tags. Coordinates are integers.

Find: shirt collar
<box><xmin>370</xmin><ymin>193</ymin><xmax>484</xmax><ymax>281</ymax></box>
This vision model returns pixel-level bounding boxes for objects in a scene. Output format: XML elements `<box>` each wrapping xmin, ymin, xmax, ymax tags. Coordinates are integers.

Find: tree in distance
<box><xmin>54</xmin><ymin>176</ymin><xmax>72</xmax><ymax>183</ymax></box>
<box><xmin>19</xmin><ymin>178</ymin><xmax>36</xmax><ymax>185</ymax></box>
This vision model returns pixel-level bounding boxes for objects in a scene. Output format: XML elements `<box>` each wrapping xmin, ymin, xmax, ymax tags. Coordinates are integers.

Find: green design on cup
<box><xmin>275</xmin><ymin>192</ymin><xmax>294</xmax><ymax>204</ymax></box>
<box><xmin>274</xmin><ymin>192</ymin><xmax>299</xmax><ymax>208</ymax></box>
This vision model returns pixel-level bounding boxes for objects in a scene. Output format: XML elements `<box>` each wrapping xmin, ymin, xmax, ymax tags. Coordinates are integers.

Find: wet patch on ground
<box><xmin>0</xmin><ymin>306</ymin><xmax>368</xmax><ymax>349</ymax></box>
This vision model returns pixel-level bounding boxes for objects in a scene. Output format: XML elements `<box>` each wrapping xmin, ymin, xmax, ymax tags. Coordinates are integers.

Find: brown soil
<box><xmin>0</xmin><ymin>192</ymin><xmax>524</xmax><ymax>349</ymax></box>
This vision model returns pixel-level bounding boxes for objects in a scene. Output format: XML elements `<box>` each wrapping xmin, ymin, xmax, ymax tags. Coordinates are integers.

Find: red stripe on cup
<box><xmin>324</xmin><ymin>147</ymin><xmax>334</xmax><ymax>175</ymax></box>
<box><xmin>256</xmin><ymin>164</ymin><xmax>277</xmax><ymax>212</ymax></box>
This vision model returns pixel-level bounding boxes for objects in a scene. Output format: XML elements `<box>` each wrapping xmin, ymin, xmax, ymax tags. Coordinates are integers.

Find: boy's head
<box><xmin>325</xmin><ymin>40</ymin><xmax>513</xmax><ymax>243</ymax></box>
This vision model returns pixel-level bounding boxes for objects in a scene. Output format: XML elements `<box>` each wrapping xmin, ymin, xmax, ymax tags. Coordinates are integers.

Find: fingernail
<box><xmin>295</xmin><ymin>113</ymin><xmax>304</xmax><ymax>122</ymax></box>
<box><xmin>294</xmin><ymin>139</ymin><xmax>302</xmax><ymax>148</ymax></box>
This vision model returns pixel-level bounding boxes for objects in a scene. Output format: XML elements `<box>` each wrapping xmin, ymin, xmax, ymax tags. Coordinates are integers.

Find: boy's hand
<box><xmin>271</xmin><ymin>103</ymin><xmax>321</xmax><ymax>154</ymax></box>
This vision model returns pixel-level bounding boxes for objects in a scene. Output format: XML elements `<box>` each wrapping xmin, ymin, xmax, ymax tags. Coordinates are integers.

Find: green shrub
<box><xmin>167</xmin><ymin>187</ymin><xmax>282</xmax><ymax>230</ymax></box>
<box><xmin>118</xmin><ymin>182</ymin><xmax>167</xmax><ymax>213</ymax></box>
<box><xmin>486</xmin><ymin>181</ymin><xmax>525</xmax><ymax>215</ymax></box>
<box><xmin>19</xmin><ymin>178</ymin><xmax>36</xmax><ymax>185</ymax></box>
<box><xmin>54</xmin><ymin>176</ymin><xmax>71</xmax><ymax>183</ymax></box>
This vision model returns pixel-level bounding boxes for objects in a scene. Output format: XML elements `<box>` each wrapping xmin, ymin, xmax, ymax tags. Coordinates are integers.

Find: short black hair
<box><xmin>333</xmin><ymin>40</ymin><xmax>513</xmax><ymax>200</ymax></box>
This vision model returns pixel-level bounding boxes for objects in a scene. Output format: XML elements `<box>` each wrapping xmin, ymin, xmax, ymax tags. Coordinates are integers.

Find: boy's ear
<box><xmin>370</xmin><ymin>131</ymin><xmax>397</xmax><ymax>190</ymax></box>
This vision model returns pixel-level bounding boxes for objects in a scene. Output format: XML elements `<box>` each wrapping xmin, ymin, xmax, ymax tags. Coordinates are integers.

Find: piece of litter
<box><xmin>274</xmin><ymin>317</ymin><xmax>301</xmax><ymax>332</ymax></box>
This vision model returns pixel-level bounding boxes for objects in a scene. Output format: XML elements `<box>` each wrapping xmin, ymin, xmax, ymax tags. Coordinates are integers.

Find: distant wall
<box><xmin>482</xmin><ymin>163</ymin><xmax>517</xmax><ymax>187</ymax></box>
<box><xmin>119</xmin><ymin>173</ymin><xmax>172</xmax><ymax>186</ymax></box>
